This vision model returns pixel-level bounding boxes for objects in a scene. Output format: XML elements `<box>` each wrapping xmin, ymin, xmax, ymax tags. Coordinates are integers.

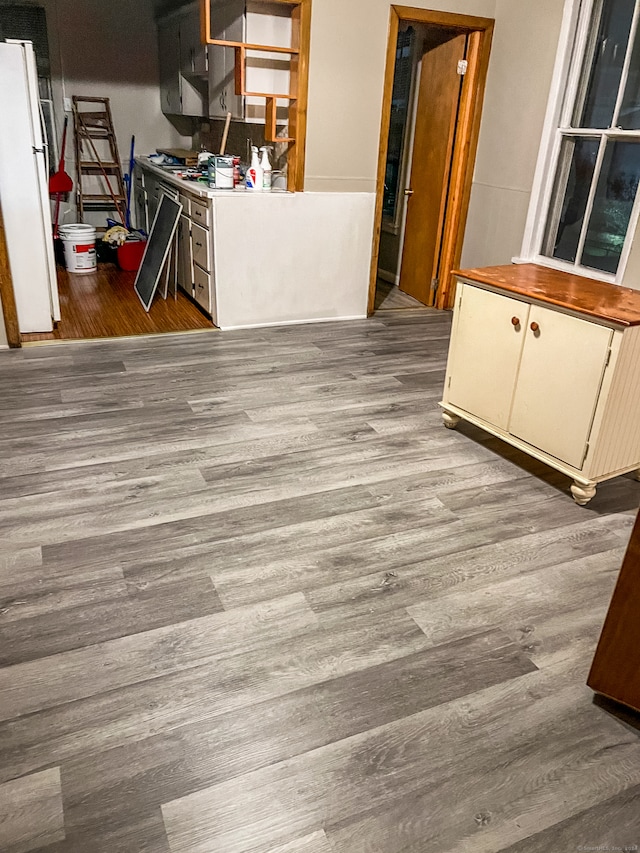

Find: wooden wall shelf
<box><xmin>200</xmin><ymin>0</ymin><xmax>310</xmax><ymax>192</ymax></box>
<box><xmin>207</xmin><ymin>38</ymin><xmax>299</xmax><ymax>54</ymax></box>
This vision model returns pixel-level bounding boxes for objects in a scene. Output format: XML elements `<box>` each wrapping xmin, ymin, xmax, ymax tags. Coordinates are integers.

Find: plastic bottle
<box><xmin>260</xmin><ymin>146</ymin><xmax>272</xmax><ymax>192</ymax></box>
<box><xmin>245</xmin><ymin>146</ymin><xmax>263</xmax><ymax>192</ymax></box>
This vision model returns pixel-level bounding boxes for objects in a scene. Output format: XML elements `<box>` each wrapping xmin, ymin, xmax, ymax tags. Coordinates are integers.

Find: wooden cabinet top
<box><xmin>454</xmin><ymin>263</ymin><xmax>640</xmax><ymax>327</ymax></box>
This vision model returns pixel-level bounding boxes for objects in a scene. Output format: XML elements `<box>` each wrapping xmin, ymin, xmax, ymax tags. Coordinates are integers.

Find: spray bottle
<box><xmin>245</xmin><ymin>146</ymin><xmax>263</xmax><ymax>192</ymax></box>
<box><xmin>259</xmin><ymin>146</ymin><xmax>273</xmax><ymax>192</ymax></box>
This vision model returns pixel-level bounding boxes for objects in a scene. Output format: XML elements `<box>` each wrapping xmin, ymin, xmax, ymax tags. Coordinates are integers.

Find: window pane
<box><xmin>573</xmin><ymin>0</ymin><xmax>635</xmax><ymax>129</ymax></box>
<box><xmin>581</xmin><ymin>140</ymin><xmax>640</xmax><ymax>273</ymax></box>
<box><xmin>619</xmin><ymin>30</ymin><xmax>640</xmax><ymax>128</ymax></box>
<box><xmin>542</xmin><ymin>136</ymin><xmax>600</xmax><ymax>262</ymax></box>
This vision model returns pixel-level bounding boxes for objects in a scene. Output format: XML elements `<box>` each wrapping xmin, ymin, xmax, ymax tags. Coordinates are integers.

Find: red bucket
<box><xmin>117</xmin><ymin>240</ymin><xmax>147</xmax><ymax>271</ymax></box>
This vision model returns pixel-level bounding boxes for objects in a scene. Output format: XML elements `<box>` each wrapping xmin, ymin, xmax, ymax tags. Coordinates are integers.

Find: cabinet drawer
<box><xmin>191</xmin><ymin>199</ymin><xmax>210</xmax><ymax>228</ymax></box>
<box><xmin>191</xmin><ymin>223</ymin><xmax>210</xmax><ymax>271</ymax></box>
<box><xmin>194</xmin><ymin>264</ymin><xmax>211</xmax><ymax>313</ymax></box>
<box><xmin>178</xmin><ymin>193</ymin><xmax>191</xmax><ymax>218</ymax></box>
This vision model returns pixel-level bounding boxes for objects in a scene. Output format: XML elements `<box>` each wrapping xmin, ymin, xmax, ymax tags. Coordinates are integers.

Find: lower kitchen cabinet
<box><xmin>441</xmin><ymin>266</ymin><xmax>640</xmax><ymax>505</ymax></box>
<box><xmin>193</xmin><ymin>263</ymin><xmax>213</xmax><ymax>312</ymax></box>
<box><xmin>191</xmin><ymin>222</ymin><xmax>209</xmax><ymax>272</ymax></box>
<box><xmin>588</xmin><ymin>506</ymin><xmax>640</xmax><ymax>713</ymax></box>
<box><xmin>177</xmin><ymin>214</ymin><xmax>193</xmax><ymax>296</ymax></box>
<box><xmin>174</xmin><ymin>191</ymin><xmax>215</xmax><ymax>321</ymax></box>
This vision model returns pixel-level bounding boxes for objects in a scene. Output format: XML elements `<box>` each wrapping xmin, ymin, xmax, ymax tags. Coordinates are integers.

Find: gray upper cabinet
<box><xmin>208</xmin><ymin>0</ymin><xmax>245</xmax><ymax>120</ymax></box>
<box><xmin>158</xmin><ymin>5</ymin><xmax>208</xmax><ymax>117</ymax></box>
<box><xmin>158</xmin><ymin>1</ymin><xmax>244</xmax><ymax>120</ymax></box>
<box><xmin>158</xmin><ymin>19</ymin><xmax>182</xmax><ymax>115</ymax></box>
<box><xmin>180</xmin><ymin>10</ymin><xmax>208</xmax><ymax>78</ymax></box>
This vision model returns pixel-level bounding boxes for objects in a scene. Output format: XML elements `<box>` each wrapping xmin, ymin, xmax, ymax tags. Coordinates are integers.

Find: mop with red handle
<box><xmin>49</xmin><ymin>116</ymin><xmax>73</xmax><ymax>237</ymax></box>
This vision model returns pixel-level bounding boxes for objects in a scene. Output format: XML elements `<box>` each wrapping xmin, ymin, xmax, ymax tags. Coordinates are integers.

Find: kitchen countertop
<box><xmin>455</xmin><ymin>263</ymin><xmax>640</xmax><ymax>327</ymax></box>
<box><xmin>136</xmin><ymin>156</ymin><xmax>292</xmax><ymax>199</ymax></box>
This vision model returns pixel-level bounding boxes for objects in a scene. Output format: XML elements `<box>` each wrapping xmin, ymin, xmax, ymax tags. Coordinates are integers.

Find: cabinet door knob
<box><xmin>530</xmin><ymin>322</ymin><xmax>540</xmax><ymax>332</ymax></box>
<box><xmin>511</xmin><ymin>316</ymin><xmax>520</xmax><ymax>326</ymax></box>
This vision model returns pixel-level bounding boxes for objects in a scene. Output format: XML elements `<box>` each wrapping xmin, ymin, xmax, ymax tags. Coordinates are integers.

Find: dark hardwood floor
<box><xmin>21</xmin><ymin>263</ymin><xmax>214</xmax><ymax>343</ymax></box>
<box><xmin>1</xmin><ymin>309</ymin><xmax>639</xmax><ymax>852</ymax></box>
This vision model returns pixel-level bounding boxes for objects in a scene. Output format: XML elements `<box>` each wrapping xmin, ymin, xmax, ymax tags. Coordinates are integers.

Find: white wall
<box><xmin>461</xmin><ymin>0</ymin><xmax>566</xmax><ymax>269</ymax></box>
<box><xmin>44</xmin><ymin>0</ymin><xmax>190</xmax><ymax>157</ymax></box>
<box><xmin>214</xmin><ymin>192</ymin><xmax>375</xmax><ymax>328</ymax></box>
<box><xmin>304</xmin><ymin>0</ymin><xmax>496</xmax><ymax>193</ymax></box>
<box><xmin>303</xmin><ymin>0</ymin><xmax>567</xmax><ymax>274</ymax></box>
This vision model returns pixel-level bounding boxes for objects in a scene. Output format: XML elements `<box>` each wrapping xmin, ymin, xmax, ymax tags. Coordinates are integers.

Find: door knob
<box><xmin>511</xmin><ymin>316</ymin><xmax>520</xmax><ymax>326</ymax></box>
<box><xmin>404</xmin><ymin>188</ymin><xmax>414</xmax><ymax>196</ymax></box>
<box><xmin>530</xmin><ymin>322</ymin><xmax>540</xmax><ymax>332</ymax></box>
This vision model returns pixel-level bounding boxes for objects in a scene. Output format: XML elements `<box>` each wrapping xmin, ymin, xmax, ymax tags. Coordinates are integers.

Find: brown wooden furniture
<box><xmin>200</xmin><ymin>0</ymin><xmax>311</xmax><ymax>191</ymax></box>
<box><xmin>588</xmin><ymin>507</ymin><xmax>640</xmax><ymax>713</ymax></box>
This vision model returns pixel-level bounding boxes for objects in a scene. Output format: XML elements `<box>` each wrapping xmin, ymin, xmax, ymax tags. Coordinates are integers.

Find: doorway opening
<box><xmin>370</xmin><ymin>7</ymin><xmax>494</xmax><ymax>314</ymax></box>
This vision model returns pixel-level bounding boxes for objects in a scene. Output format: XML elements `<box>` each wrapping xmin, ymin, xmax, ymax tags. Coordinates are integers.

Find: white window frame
<box><xmin>516</xmin><ymin>0</ymin><xmax>640</xmax><ymax>285</ymax></box>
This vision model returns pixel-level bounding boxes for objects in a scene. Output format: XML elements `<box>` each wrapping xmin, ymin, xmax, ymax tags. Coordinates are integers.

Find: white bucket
<box><xmin>59</xmin><ymin>224</ymin><xmax>97</xmax><ymax>274</ymax></box>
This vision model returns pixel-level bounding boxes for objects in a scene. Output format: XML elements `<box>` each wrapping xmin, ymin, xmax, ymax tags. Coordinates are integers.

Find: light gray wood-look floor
<box><xmin>374</xmin><ymin>280</ymin><xmax>427</xmax><ymax>310</ymax></box>
<box><xmin>0</xmin><ymin>309</ymin><xmax>639</xmax><ymax>853</ymax></box>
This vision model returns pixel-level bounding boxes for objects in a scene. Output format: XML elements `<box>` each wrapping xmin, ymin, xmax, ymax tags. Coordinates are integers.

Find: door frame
<box><xmin>0</xmin><ymin>201</ymin><xmax>20</xmax><ymax>348</ymax></box>
<box><xmin>368</xmin><ymin>5</ymin><xmax>494</xmax><ymax>314</ymax></box>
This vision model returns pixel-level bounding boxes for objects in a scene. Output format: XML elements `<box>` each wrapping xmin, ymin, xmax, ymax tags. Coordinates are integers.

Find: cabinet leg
<box><xmin>632</xmin><ymin>469</ymin><xmax>640</xmax><ymax>482</ymax></box>
<box><xmin>570</xmin><ymin>481</ymin><xmax>597</xmax><ymax>506</ymax></box>
<box><xmin>442</xmin><ymin>410</ymin><xmax>461</xmax><ymax>430</ymax></box>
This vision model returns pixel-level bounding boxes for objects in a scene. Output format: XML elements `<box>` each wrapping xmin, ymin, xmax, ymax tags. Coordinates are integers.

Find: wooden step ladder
<box><xmin>73</xmin><ymin>96</ymin><xmax>126</xmax><ymax>228</ymax></box>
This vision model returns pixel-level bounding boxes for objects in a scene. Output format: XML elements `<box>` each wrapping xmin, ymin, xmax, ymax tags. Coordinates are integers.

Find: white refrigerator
<box><xmin>0</xmin><ymin>39</ymin><xmax>60</xmax><ymax>333</ymax></box>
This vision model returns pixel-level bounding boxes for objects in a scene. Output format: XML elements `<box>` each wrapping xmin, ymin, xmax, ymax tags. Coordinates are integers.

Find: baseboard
<box><xmin>377</xmin><ymin>269</ymin><xmax>400</xmax><ymax>286</ymax></box>
<box><xmin>220</xmin><ymin>314</ymin><xmax>367</xmax><ymax>331</ymax></box>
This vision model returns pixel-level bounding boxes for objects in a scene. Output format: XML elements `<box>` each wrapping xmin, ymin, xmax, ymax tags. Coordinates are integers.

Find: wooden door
<box><xmin>446</xmin><ymin>284</ymin><xmax>529</xmax><ymax>431</ymax></box>
<box><xmin>508</xmin><ymin>307</ymin><xmax>612</xmax><ymax>469</ymax></box>
<box><xmin>399</xmin><ymin>34</ymin><xmax>465</xmax><ymax>305</ymax></box>
<box><xmin>588</xmin><ymin>507</ymin><xmax>640</xmax><ymax>713</ymax></box>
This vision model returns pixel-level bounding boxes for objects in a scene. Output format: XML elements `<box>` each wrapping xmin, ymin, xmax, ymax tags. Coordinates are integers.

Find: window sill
<box><xmin>513</xmin><ymin>254</ymin><xmax>618</xmax><ymax>285</ymax></box>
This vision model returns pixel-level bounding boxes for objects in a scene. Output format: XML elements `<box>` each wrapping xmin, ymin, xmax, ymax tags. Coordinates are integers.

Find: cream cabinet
<box><xmin>441</xmin><ymin>272</ymin><xmax>640</xmax><ymax>505</ymax></box>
